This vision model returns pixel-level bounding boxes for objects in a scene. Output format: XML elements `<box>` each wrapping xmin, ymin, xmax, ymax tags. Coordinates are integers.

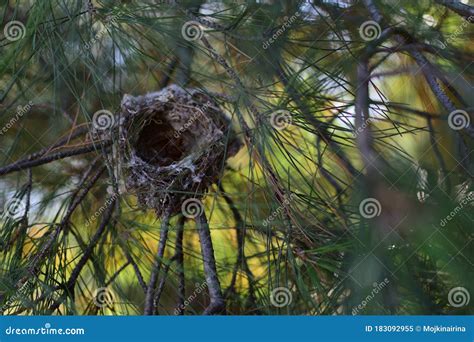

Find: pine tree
<box><xmin>0</xmin><ymin>0</ymin><xmax>472</xmax><ymax>315</ymax></box>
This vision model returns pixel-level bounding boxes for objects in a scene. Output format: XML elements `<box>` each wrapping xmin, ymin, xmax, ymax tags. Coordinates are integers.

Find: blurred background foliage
<box><xmin>0</xmin><ymin>0</ymin><xmax>472</xmax><ymax>315</ymax></box>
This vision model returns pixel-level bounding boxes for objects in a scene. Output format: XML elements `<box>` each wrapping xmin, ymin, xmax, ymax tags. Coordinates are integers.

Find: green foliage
<box><xmin>0</xmin><ymin>0</ymin><xmax>472</xmax><ymax>315</ymax></box>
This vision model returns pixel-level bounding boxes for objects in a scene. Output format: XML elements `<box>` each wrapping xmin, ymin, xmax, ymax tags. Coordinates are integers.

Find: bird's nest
<box><xmin>117</xmin><ymin>85</ymin><xmax>240</xmax><ymax>217</ymax></box>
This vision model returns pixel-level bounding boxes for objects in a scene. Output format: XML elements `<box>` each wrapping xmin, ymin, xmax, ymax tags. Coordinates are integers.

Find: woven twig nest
<box><xmin>118</xmin><ymin>85</ymin><xmax>240</xmax><ymax>217</ymax></box>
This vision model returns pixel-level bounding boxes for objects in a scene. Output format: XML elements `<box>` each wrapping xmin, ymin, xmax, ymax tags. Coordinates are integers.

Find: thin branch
<box><xmin>50</xmin><ymin>197</ymin><xmax>117</xmax><ymax>312</ymax></box>
<box><xmin>159</xmin><ymin>57</ymin><xmax>179</xmax><ymax>89</ymax></box>
<box><xmin>434</xmin><ymin>0</ymin><xmax>474</xmax><ymax>18</ymax></box>
<box><xmin>144</xmin><ymin>212</ymin><xmax>171</xmax><ymax>315</ymax></box>
<box><xmin>0</xmin><ymin>141</ymin><xmax>111</xmax><ymax>176</ymax></box>
<box><xmin>275</xmin><ymin>63</ymin><xmax>359</xmax><ymax>177</ymax></box>
<box><xmin>200</xmin><ymin>35</ymin><xmax>296</xmax><ymax>237</ymax></box>
<box><xmin>105</xmin><ymin>262</ymin><xmax>131</xmax><ymax>286</ymax></box>
<box><xmin>26</xmin><ymin>165</ymin><xmax>106</xmax><ymax>278</ymax></box>
<box><xmin>355</xmin><ymin>57</ymin><xmax>379</xmax><ymax>176</ymax></box>
<box><xmin>196</xmin><ymin>211</ymin><xmax>225</xmax><ymax>315</ymax></box>
<box><xmin>219</xmin><ymin>184</ymin><xmax>257</xmax><ymax>308</ymax></box>
<box><xmin>362</xmin><ymin>0</ymin><xmax>384</xmax><ymax>22</ymax></box>
<box><xmin>427</xmin><ymin>118</ymin><xmax>451</xmax><ymax>192</ymax></box>
<box><xmin>22</xmin><ymin>169</ymin><xmax>33</xmax><ymax>226</ymax></box>
<box><xmin>120</xmin><ymin>243</ymin><xmax>147</xmax><ymax>293</ymax></box>
<box><xmin>3</xmin><ymin>169</ymin><xmax>33</xmax><ymax>252</ymax></box>
<box><xmin>175</xmin><ymin>215</ymin><xmax>186</xmax><ymax>315</ymax></box>
<box><xmin>362</xmin><ymin>0</ymin><xmax>472</xmax><ymax>174</ymax></box>
<box><xmin>153</xmin><ymin>215</ymin><xmax>186</xmax><ymax>314</ymax></box>
<box><xmin>4</xmin><ymin>164</ymin><xmax>105</xmax><ymax>313</ymax></box>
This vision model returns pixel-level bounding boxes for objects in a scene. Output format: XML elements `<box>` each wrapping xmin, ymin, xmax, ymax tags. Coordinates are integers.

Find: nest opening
<box><xmin>134</xmin><ymin>117</ymin><xmax>185</xmax><ymax>167</ymax></box>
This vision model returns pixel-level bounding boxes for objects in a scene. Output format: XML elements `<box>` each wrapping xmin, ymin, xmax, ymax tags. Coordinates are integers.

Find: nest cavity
<box><xmin>118</xmin><ymin>85</ymin><xmax>240</xmax><ymax>217</ymax></box>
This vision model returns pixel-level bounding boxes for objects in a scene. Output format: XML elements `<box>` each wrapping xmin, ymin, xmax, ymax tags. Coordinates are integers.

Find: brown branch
<box><xmin>175</xmin><ymin>2</ymin><xmax>204</xmax><ymax>86</ymax></box>
<box><xmin>3</xmin><ymin>169</ymin><xmax>33</xmax><ymax>252</ymax></box>
<box><xmin>152</xmin><ymin>263</ymin><xmax>173</xmax><ymax>315</ymax></box>
<box><xmin>362</xmin><ymin>0</ymin><xmax>465</xmax><ymax>116</ymax></box>
<box><xmin>427</xmin><ymin>118</ymin><xmax>451</xmax><ymax>191</ymax></box>
<box><xmin>362</xmin><ymin>0</ymin><xmax>471</xmax><ymax>173</ymax></box>
<box><xmin>105</xmin><ymin>262</ymin><xmax>130</xmax><ymax>286</ymax></box>
<box><xmin>196</xmin><ymin>211</ymin><xmax>225</xmax><ymax>315</ymax></box>
<box><xmin>68</xmin><ymin>200</ymin><xmax>116</xmax><ymax>286</ymax></box>
<box><xmin>434</xmin><ymin>0</ymin><xmax>474</xmax><ymax>18</ymax></box>
<box><xmin>275</xmin><ymin>63</ymin><xmax>359</xmax><ymax>177</ymax></box>
<box><xmin>153</xmin><ymin>215</ymin><xmax>186</xmax><ymax>314</ymax></box>
<box><xmin>372</xmin><ymin>101</ymin><xmax>442</xmax><ymax>119</ymax></box>
<box><xmin>26</xmin><ymin>165</ymin><xmax>106</xmax><ymax>278</ymax></box>
<box><xmin>22</xmin><ymin>169</ymin><xmax>33</xmax><ymax>226</ymax></box>
<box><xmin>219</xmin><ymin>184</ymin><xmax>257</xmax><ymax>308</ymax></box>
<box><xmin>49</xmin><ymin>197</ymin><xmax>116</xmax><ymax>312</ymax></box>
<box><xmin>0</xmin><ymin>141</ymin><xmax>111</xmax><ymax>176</ymax></box>
<box><xmin>5</xmin><ymin>163</ymin><xmax>105</xmax><ymax>313</ymax></box>
<box><xmin>200</xmin><ymin>36</ymin><xmax>295</xmax><ymax>236</ymax></box>
<box><xmin>316</xmin><ymin>138</ymin><xmax>345</xmax><ymax>205</ymax></box>
<box><xmin>159</xmin><ymin>57</ymin><xmax>179</xmax><ymax>89</ymax></box>
<box><xmin>362</xmin><ymin>0</ymin><xmax>384</xmax><ymax>22</ymax></box>
<box><xmin>120</xmin><ymin>243</ymin><xmax>147</xmax><ymax>293</ymax></box>
<box><xmin>355</xmin><ymin>57</ymin><xmax>379</xmax><ymax>176</ymax></box>
<box><xmin>175</xmin><ymin>215</ymin><xmax>186</xmax><ymax>315</ymax></box>
<box><xmin>144</xmin><ymin>213</ymin><xmax>171</xmax><ymax>315</ymax></box>
<box><xmin>0</xmin><ymin>125</ymin><xmax>87</xmax><ymax>171</ymax></box>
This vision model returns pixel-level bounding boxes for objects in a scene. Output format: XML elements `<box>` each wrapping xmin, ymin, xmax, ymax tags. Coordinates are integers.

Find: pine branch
<box><xmin>175</xmin><ymin>215</ymin><xmax>186</xmax><ymax>315</ymax></box>
<box><xmin>25</xmin><ymin>165</ymin><xmax>106</xmax><ymax>279</ymax></box>
<box><xmin>435</xmin><ymin>0</ymin><xmax>474</xmax><ymax>18</ymax></box>
<box><xmin>219</xmin><ymin>184</ymin><xmax>257</xmax><ymax>308</ymax></box>
<box><xmin>196</xmin><ymin>211</ymin><xmax>225</xmax><ymax>315</ymax></box>
<box><xmin>49</xmin><ymin>197</ymin><xmax>117</xmax><ymax>312</ymax></box>
<box><xmin>144</xmin><ymin>213</ymin><xmax>171</xmax><ymax>315</ymax></box>
<box><xmin>427</xmin><ymin>118</ymin><xmax>451</xmax><ymax>191</ymax></box>
<box><xmin>362</xmin><ymin>0</ymin><xmax>472</xmax><ymax>173</ymax></box>
<box><xmin>120</xmin><ymin>243</ymin><xmax>147</xmax><ymax>293</ymax></box>
<box><xmin>200</xmin><ymin>36</ymin><xmax>295</xmax><ymax>234</ymax></box>
<box><xmin>153</xmin><ymin>215</ymin><xmax>186</xmax><ymax>314</ymax></box>
<box><xmin>0</xmin><ymin>141</ymin><xmax>111</xmax><ymax>176</ymax></box>
<box><xmin>275</xmin><ymin>64</ymin><xmax>359</xmax><ymax>177</ymax></box>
